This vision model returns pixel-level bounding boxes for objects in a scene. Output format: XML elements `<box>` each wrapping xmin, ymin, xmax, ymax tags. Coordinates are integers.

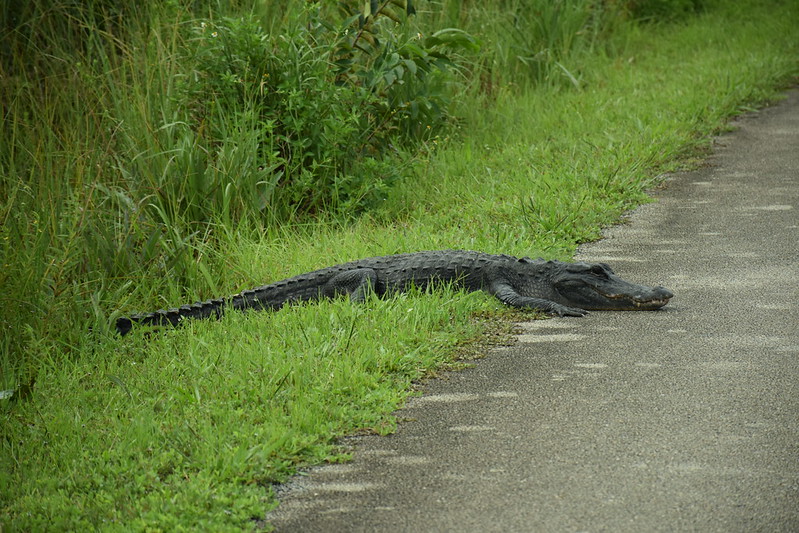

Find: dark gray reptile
<box><xmin>116</xmin><ymin>250</ymin><xmax>673</xmax><ymax>336</ymax></box>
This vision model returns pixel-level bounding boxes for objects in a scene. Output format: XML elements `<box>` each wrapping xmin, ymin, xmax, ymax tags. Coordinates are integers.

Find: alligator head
<box><xmin>551</xmin><ymin>261</ymin><xmax>673</xmax><ymax>311</ymax></box>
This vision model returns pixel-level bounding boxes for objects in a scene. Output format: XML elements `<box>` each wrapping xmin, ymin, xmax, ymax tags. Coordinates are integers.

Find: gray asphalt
<box><xmin>267</xmin><ymin>90</ymin><xmax>799</xmax><ymax>532</ymax></box>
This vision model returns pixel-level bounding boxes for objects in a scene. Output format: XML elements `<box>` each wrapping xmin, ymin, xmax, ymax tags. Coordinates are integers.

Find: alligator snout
<box><xmin>657</xmin><ymin>287</ymin><xmax>674</xmax><ymax>300</ymax></box>
<box><xmin>645</xmin><ymin>286</ymin><xmax>673</xmax><ymax>301</ymax></box>
<box><xmin>635</xmin><ymin>286</ymin><xmax>674</xmax><ymax>309</ymax></box>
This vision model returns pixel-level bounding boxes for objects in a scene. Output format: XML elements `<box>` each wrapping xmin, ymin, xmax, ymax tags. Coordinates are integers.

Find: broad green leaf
<box><xmin>426</xmin><ymin>28</ymin><xmax>480</xmax><ymax>52</ymax></box>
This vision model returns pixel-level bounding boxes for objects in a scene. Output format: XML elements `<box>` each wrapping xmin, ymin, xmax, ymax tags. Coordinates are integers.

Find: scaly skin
<box><xmin>116</xmin><ymin>250</ymin><xmax>674</xmax><ymax>336</ymax></box>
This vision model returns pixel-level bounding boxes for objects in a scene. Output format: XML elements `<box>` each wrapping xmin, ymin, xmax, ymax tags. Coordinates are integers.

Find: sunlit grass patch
<box><xmin>2</xmin><ymin>288</ymin><xmax>487</xmax><ymax>529</ymax></box>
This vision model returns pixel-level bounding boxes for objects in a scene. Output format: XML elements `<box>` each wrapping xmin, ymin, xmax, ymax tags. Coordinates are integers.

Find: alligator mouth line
<box><xmin>632</xmin><ymin>298</ymin><xmax>670</xmax><ymax>308</ymax></box>
<box><xmin>592</xmin><ymin>291</ymin><xmax>672</xmax><ymax>309</ymax></box>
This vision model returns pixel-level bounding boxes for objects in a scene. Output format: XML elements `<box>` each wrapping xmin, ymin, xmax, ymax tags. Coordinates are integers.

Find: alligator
<box><xmin>115</xmin><ymin>250</ymin><xmax>673</xmax><ymax>336</ymax></box>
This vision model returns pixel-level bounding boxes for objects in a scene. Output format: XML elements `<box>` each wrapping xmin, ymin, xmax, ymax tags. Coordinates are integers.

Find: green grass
<box><xmin>2</xmin><ymin>0</ymin><xmax>799</xmax><ymax>530</ymax></box>
<box><xmin>3</xmin><ymin>290</ymin><xmax>488</xmax><ymax>530</ymax></box>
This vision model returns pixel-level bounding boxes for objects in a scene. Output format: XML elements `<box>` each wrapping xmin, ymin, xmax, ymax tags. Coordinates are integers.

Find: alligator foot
<box><xmin>551</xmin><ymin>304</ymin><xmax>589</xmax><ymax>317</ymax></box>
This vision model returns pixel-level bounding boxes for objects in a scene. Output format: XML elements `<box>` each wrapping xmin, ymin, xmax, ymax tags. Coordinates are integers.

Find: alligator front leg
<box><xmin>324</xmin><ymin>268</ymin><xmax>380</xmax><ymax>303</ymax></box>
<box><xmin>488</xmin><ymin>281</ymin><xmax>588</xmax><ymax>317</ymax></box>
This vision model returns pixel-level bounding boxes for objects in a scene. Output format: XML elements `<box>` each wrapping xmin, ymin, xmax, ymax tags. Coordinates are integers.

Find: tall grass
<box><xmin>425</xmin><ymin>0</ymin><xmax>631</xmax><ymax>94</ymax></box>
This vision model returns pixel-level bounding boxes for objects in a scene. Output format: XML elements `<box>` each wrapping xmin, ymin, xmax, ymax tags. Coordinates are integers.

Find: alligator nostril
<box><xmin>657</xmin><ymin>287</ymin><xmax>674</xmax><ymax>299</ymax></box>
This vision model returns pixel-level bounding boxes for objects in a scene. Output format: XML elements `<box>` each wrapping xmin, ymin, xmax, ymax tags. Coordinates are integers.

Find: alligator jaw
<box><xmin>637</xmin><ymin>299</ymin><xmax>671</xmax><ymax>309</ymax></box>
<box><xmin>589</xmin><ymin>286</ymin><xmax>674</xmax><ymax>311</ymax></box>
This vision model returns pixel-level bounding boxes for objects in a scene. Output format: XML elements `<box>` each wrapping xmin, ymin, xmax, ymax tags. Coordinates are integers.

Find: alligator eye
<box><xmin>590</xmin><ymin>264</ymin><xmax>609</xmax><ymax>277</ymax></box>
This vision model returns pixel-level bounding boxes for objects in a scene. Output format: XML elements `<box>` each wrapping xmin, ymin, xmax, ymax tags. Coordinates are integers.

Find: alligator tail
<box><xmin>115</xmin><ymin>298</ymin><xmax>226</xmax><ymax>336</ymax></box>
<box><xmin>114</xmin><ymin>283</ymin><xmax>289</xmax><ymax>336</ymax></box>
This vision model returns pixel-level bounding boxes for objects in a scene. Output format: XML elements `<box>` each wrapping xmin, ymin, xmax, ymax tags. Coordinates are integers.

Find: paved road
<box><xmin>268</xmin><ymin>91</ymin><xmax>799</xmax><ymax>532</ymax></box>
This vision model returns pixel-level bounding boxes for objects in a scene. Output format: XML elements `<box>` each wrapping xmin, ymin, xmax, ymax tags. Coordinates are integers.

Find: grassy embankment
<box><xmin>2</xmin><ymin>1</ymin><xmax>798</xmax><ymax>530</ymax></box>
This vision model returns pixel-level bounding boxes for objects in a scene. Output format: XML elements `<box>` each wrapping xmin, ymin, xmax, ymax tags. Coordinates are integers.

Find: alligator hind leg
<box><xmin>324</xmin><ymin>268</ymin><xmax>380</xmax><ymax>303</ymax></box>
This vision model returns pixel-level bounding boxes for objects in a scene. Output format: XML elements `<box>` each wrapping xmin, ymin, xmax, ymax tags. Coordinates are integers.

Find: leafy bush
<box><xmin>331</xmin><ymin>1</ymin><xmax>479</xmax><ymax>141</ymax></box>
<box><xmin>134</xmin><ymin>3</ymin><xmax>479</xmax><ymax>222</ymax></box>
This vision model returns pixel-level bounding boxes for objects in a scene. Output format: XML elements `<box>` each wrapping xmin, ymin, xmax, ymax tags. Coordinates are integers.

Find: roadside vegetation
<box><xmin>2</xmin><ymin>0</ymin><xmax>798</xmax><ymax>529</ymax></box>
